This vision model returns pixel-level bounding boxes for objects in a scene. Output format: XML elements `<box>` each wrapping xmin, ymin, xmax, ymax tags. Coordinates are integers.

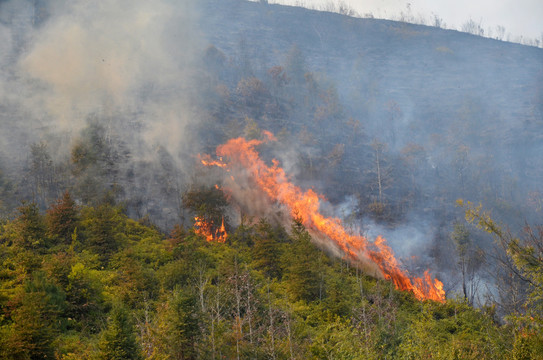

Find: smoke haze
<box><xmin>1</xmin><ymin>0</ymin><xmax>202</xmax><ymax>164</ymax></box>
<box><xmin>1</xmin><ymin>0</ymin><xmax>542</xmax><ymax>303</ymax></box>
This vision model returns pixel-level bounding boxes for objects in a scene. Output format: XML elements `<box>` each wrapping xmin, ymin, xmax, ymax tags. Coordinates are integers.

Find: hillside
<box><xmin>0</xmin><ymin>0</ymin><xmax>543</xmax><ymax>358</ymax></box>
<box><xmin>0</xmin><ymin>196</ymin><xmax>522</xmax><ymax>359</ymax></box>
<box><xmin>200</xmin><ymin>0</ymin><xmax>543</xmax><ymax>145</ymax></box>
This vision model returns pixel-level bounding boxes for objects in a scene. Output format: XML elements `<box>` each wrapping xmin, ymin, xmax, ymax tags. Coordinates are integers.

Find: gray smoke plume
<box><xmin>1</xmin><ymin>0</ymin><xmax>202</xmax><ymax>165</ymax></box>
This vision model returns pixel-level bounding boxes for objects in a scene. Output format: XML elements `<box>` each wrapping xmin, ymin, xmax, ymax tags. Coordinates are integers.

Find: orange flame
<box><xmin>200</xmin><ymin>154</ymin><xmax>227</xmax><ymax>168</ymax></box>
<box><xmin>194</xmin><ymin>216</ymin><xmax>228</xmax><ymax>243</ymax></box>
<box><xmin>201</xmin><ymin>133</ymin><xmax>445</xmax><ymax>302</ymax></box>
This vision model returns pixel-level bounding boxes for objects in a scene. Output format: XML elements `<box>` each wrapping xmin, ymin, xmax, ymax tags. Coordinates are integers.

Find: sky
<box><xmin>270</xmin><ymin>0</ymin><xmax>543</xmax><ymax>41</ymax></box>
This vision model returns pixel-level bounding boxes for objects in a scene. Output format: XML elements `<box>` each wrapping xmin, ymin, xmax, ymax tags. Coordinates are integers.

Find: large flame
<box><xmin>194</xmin><ymin>216</ymin><xmax>228</xmax><ymax>243</ymax></box>
<box><xmin>202</xmin><ymin>131</ymin><xmax>445</xmax><ymax>302</ymax></box>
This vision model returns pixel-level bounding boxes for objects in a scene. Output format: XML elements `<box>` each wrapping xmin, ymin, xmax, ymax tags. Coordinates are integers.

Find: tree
<box><xmin>384</xmin><ymin>100</ymin><xmax>402</xmax><ymax>147</ymax></box>
<box><xmin>461</xmin><ymin>200</ymin><xmax>543</xmax><ymax>357</ymax></box>
<box><xmin>151</xmin><ymin>288</ymin><xmax>200</xmax><ymax>360</ymax></box>
<box><xmin>46</xmin><ymin>191</ymin><xmax>79</xmax><ymax>245</ymax></box>
<box><xmin>252</xmin><ymin>219</ymin><xmax>283</xmax><ymax>279</ymax></box>
<box><xmin>268</xmin><ymin>66</ymin><xmax>288</xmax><ymax>91</ymax></box>
<box><xmin>370</xmin><ymin>140</ymin><xmax>392</xmax><ymax>205</ymax></box>
<box><xmin>64</xmin><ymin>261</ymin><xmax>104</xmax><ymax>329</ymax></box>
<box><xmin>14</xmin><ymin>201</ymin><xmax>48</xmax><ymax>250</ymax></box>
<box><xmin>282</xmin><ymin>219</ymin><xmax>322</xmax><ymax>302</ymax></box>
<box><xmin>81</xmin><ymin>203</ymin><xmax>126</xmax><ymax>264</ymax></box>
<box><xmin>71</xmin><ymin>121</ymin><xmax>129</xmax><ymax>205</ymax></box>
<box><xmin>396</xmin><ymin>300</ymin><xmax>508</xmax><ymax>359</ymax></box>
<box><xmin>462</xmin><ymin>18</ymin><xmax>485</xmax><ymax>36</ymax></box>
<box><xmin>243</xmin><ymin>116</ymin><xmax>262</xmax><ymax>141</ymax></box>
<box><xmin>365</xmin><ymin>140</ymin><xmax>393</xmax><ymax>221</ymax></box>
<box><xmin>451</xmin><ymin>222</ymin><xmax>483</xmax><ymax>304</ymax></box>
<box><xmin>236</xmin><ymin>77</ymin><xmax>270</xmax><ymax>118</ymax></box>
<box><xmin>98</xmin><ymin>304</ymin><xmax>143</xmax><ymax>360</ymax></box>
<box><xmin>28</xmin><ymin>142</ymin><xmax>56</xmax><ymax>207</ymax></box>
<box><xmin>0</xmin><ymin>165</ymin><xmax>15</xmax><ymax>215</ymax></box>
<box><xmin>4</xmin><ymin>272</ymin><xmax>66</xmax><ymax>360</ymax></box>
<box><xmin>182</xmin><ymin>186</ymin><xmax>229</xmax><ymax>238</ymax></box>
<box><xmin>203</xmin><ymin>45</ymin><xmax>227</xmax><ymax>79</ymax></box>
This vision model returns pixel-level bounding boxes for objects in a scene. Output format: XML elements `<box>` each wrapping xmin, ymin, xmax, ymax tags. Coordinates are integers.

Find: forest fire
<box><xmin>194</xmin><ymin>216</ymin><xmax>228</xmax><ymax>243</ymax></box>
<box><xmin>201</xmin><ymin>131</ymin><xmax>445</xmax><ymax>302</ymax></box>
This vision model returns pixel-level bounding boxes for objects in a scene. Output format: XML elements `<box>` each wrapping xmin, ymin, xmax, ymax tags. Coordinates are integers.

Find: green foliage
<box><xmin>14</xmin><ymin>201</ymin><xmax>48</xmax><ymax>250</ymax></box>
<box><xmin>3</xmin><ymin>272</ymin><xmax>66</xmax><ymax>360</ymax></box>
<box><xmin>282</xmin><ymin>219</ymin><xmax>323</xmax><ymax>302</ymax></box>
<box><xmin>182</xmin><ymin>186</ymin><xmax>229</xmax><ymax>236</ymax></box>
<box><xmin>397</xmin><ymin>300</ymin><xmax>508</xmax><ymax>359</ymax></box>
<box><xmin>251</xmin><ymin>219</ymin><xmax>283</xmax><ymax>279</ymax></box>
<box><xmin>309</xmin><ymin>317</ymin><xmax>367</xmax><ymax>359</ymax></box>
<box><xmin>0</xmin><ymin>166</ymin><xmax>15</xmax><ymax>215</ymax></box>
<box><xmin>151</xmin><ymin>288</ymin><xmax>200</xmax><ymax>359</ymax></box>
<box><xmin>98</xmin><ymin>304</ymin><xmax>143</xmax><ymax>360</ymax></box>
<box><xmin>0</xmin><ymin>194</ymin><xmax>527</xmax><ymax>359</ymax></box>
<box><xmin>460</xmin><ymin>199</ymin><xmax>543</xmax><ymax>358</ymax></box>
<box><xmin>81</xmin><ymin>203</ymin><xmax>126</xmax><ymax>264</ymax></box>
<box><xmin>46</xmin><ymin>191</ymin><xmax>79</xmax><ymax>245</ymax></box>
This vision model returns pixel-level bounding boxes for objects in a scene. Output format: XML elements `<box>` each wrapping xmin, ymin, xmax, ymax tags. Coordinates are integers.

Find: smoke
<box><xmin>365</xmin><ymin>219</ymin><xmax>435</xmax><ymax>263</ymax></box>
<box><xmin>1</xmin><ymin>0</ymin><xmax>202</xmax><ymax>164</ymax></box>
<box><xmin>1</xmin><ymin>0</ymin><xmax>540</xmax><ymax>301</ymax></box>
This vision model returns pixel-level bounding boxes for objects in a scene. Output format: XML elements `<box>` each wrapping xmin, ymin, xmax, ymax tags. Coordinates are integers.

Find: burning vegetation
<box><xmin>201</xmin><ymin>131</ymin><xmax>445</xmax><ymax>302</ymax></box>
<box><xmin>0</xmin><ymin>0</ymin><xmax>542</xmax><ymax>358</ymax></box>
<box><xmin>194</xmin><ymin>216</ymin><xmax>228</xmax><ymax>242</ymax></box>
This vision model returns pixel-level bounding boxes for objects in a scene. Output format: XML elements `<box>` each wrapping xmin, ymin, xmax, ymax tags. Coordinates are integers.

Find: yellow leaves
<box><xmin>457</xmin><ymin>199</ymin><xmax>499</xmax><ymax>235</ymax></box>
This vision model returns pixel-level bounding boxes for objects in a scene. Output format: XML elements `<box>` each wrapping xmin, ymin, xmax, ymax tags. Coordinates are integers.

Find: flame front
<box><xmin>202</xmin><ymin>131</ymin><xmax>445</xmax><ymax>302</ymax></box>
<box><xmin>194</xmin><ymin>216</ymin><xmax>228</xmax><ymax>243</ymax></box>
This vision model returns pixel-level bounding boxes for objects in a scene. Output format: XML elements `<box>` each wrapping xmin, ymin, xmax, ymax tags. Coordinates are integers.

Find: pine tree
<box><xmin>98</xmin><ymin>304</ymin><xmax>143</xmax><ymax>360</ymax></box>
<box><xmin>15</xmin><ymin>201</ymin><xmax>48</xmax><ymax>250</ymax></box>
<box><xmin>283</xmin><ymin>219</ymin><xmax>322</xmax><ymax>302</ymax></box>
<box><xmin>152</xmin><ymin>288</ymin><xmax>200</xmax><ymax>360</ymax></box>
<box><xmin>5</xmin><ymin>272</ymin><xmax>65</xmax><ymax>360</ymax></box>
<box><xmin>82</xmin><ymin>203</ymin><xmax>125</xmax><ymax>264</ymax></box>
<box><xmin>252</xmin><ymin>219</ymin><xmax>282</xmax><ymax>279</ymax></box>
<box><xmin>46</xmin><ymin>191</ymin><xmax>78</xmax><ymax>245</ymax></box>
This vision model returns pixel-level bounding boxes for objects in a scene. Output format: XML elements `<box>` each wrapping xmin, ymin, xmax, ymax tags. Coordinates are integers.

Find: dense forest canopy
<box><xmin>0</xmin><ymin>0</ymin><xmax>542</xmax><ymax>358</ymax></box>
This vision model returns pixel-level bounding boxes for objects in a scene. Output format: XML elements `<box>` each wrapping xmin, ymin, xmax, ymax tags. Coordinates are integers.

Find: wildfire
<box><xmin>201</xmin><ymin>131</ymin><xmax>445</xmax><ymax>302</ymax></box>
<box><xmin>200</xmin><ymin>154</ymin><xmax>228</xmax><ymax>168</ymax></box>
<box><xmin>194</xmin><ymin>216</ymin><xmax>228</xmax><ymax>243</ymax></box>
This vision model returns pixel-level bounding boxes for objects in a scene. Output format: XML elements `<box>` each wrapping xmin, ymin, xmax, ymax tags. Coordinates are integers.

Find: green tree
<box><xmin>0</xmin><ymin>165</ymin><xmax>15</xmax><ymax>215</ymax></box>
<box><xmin>98</xmin><ymin>304</ymin><xmax>143</xmax><ymax>360</ymax></box>
<box><xmin>46</xmin><ymin>191</ymin><xmax>79</xmax><ymax>245</ymax></box>
<box><xmin>397</xmin><ymin>300</ymin><xmax>508</xmax><ymax>360</ymax></box>
<box><xmin>4</xmin><ymin>272</ymin><xmax>66</xmax><ymax>360</ymax></box>
<box><xmin>461</xmin><ymin>200</ymin><xmax>543</xmax><ymax>358</ymax></box>
<box><xmin>151</xmin><ymin>288</ymin><xmax>200</xmax><ymax>360</ymax></box>
<box><xmin>251</xmin><ymin>219</ymin><xmax>283</xmax><ymax>279</ymax></box>
<box><xmin>182</xmin><ymin>186</ymin><xmax>229</xmax><ymax>238</ymax></box>
<box><xmin>283</xmin><ymin>219</ymin><xmax>322</xmax><ymax>302</ymax></box>
<box><xmin>81</xmin><ymin>203</ymin><xmax>126</xmax><ymax>264</ymax></box>
<box><xmin>14</xmin><ymin>201</ymin><xmax>48</xmax><ymax>251</ymax></box>
<box><xmin>65</xmin><ymin>262</ymin><xmax>104</xmax><ymax>329</ymax></box>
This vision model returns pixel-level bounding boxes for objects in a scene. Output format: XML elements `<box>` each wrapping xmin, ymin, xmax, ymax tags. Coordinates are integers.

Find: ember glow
<box><xmin>194</xmin><ymin>216</ymin><xmax>228</xmax><ymax>243</ymax></box>
<box><xmin>201</xmin><ymin>131</ymin><xmax>445</xmax><ymax>302</ymax></box>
